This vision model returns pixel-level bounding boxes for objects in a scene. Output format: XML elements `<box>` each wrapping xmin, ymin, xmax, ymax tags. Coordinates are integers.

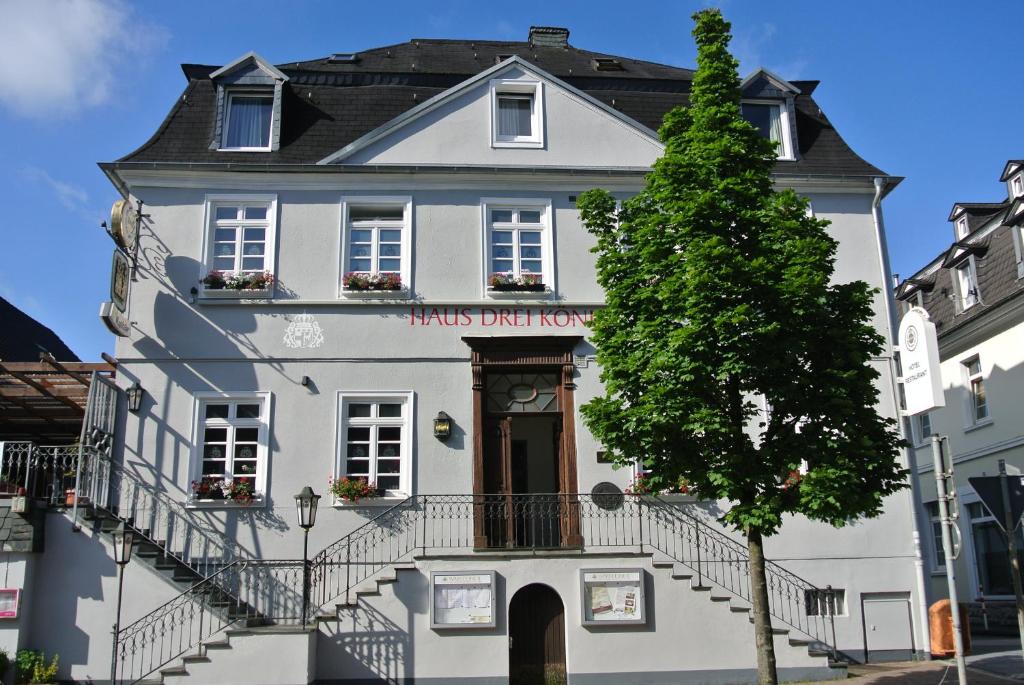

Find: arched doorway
<box><xmin>509</xmin><ymin>584</ymin><xmax>566</xmax><ymax>685</ymax></box>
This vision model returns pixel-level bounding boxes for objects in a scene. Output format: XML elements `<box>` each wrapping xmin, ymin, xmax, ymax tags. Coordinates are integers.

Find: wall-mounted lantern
<box><xmin>126</xmin><ymin>382</ymin><xmax>144</xmax><ymax>413</ymax></box>
<box><xmin>433</xmin><ymin>411</ymin><xmax>452</xmax><ymax>441</ymax></box>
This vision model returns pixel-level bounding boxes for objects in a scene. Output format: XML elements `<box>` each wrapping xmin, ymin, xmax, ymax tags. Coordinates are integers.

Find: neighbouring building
<box><xmin>5</xmin><ymin>26</ymin><xmax>925</xmax><ymax>684</ymax></box>
<box><xmin>896</xmin><ymin>159</ymin><xmax>1024</xmax><ymax>634</ymax></box>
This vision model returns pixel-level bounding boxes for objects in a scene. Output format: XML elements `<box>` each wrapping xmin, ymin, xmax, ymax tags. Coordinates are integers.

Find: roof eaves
<box><xmin>740</xmin><ymin>67</ymin><xmax>801</xmax><ymax>94</ymax></box>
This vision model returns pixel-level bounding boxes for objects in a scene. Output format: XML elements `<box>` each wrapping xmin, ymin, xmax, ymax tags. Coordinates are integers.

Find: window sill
<box><xmin>340</xmin><ymin>289</ymin><xmax>411</xmax><ymax>300</ymax></box>
<box><xmin>200</xmin><ymin>288</ymin><xmax>273</xmax><ymax>300</ymax></box>
<box><xmin>485</xmin><ymin>289</ymin><xmax>554</xmax><ymax>301</ymax></box>
<box><xmin>332</xmin><ymin>497</ymin><xmax>406</xmax><ymax>508</ymax></box>
<box><xmin>216</xmin><ymin>147</ymin><xmax>273</xmax><ymax>153</ymax></box>
<box><xmin>492</xmin><ymin>139</ymin><xmax>544</xmax><ymax>149</ymax></box>
<box><xmin>187</xmin><ymin>498</ymin><xmax>266</xmax><ymax>510</ymax></box>
<box><xmin>964</xmin><ymin>418</ymin><xmax>994</xmax><ymax>434</ymax></box>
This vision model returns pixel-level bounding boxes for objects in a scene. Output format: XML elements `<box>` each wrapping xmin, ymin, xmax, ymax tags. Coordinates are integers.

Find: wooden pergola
<box><xmin>0</xmin><ymin>355</ymin><xmax>116</xmax><ymax>443</ymax></box>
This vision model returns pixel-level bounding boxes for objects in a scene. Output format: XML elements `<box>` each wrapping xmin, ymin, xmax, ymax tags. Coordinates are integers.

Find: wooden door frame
<box><xmin>463</xmin><ymin>336</ymin><xmax>582</xmax><ymax>548</ymax></box>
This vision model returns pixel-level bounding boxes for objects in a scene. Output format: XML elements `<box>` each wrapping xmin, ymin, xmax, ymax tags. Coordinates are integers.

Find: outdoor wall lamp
<box><xmin>110</xmin><ymin>521</ymin><xmax>136</xmax><ymax>684</ymax></box>
<box><xmin>126</xmin><ymin>381</ymin><xmax>144</xmax><ymax>413</ymax></box>
<box><xmin>433</xmin><ymin>411</ymin><xmax>452</xmax><ymax>441</ymax></box>
<box><xmin>294</xmin><ymin>486</ymin><xmax>321</xmax><ymax>629</ymax></box>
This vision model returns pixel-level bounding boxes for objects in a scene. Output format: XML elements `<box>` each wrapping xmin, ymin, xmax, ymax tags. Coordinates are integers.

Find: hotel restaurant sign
<box><xmin>898</xmin><ymin>307</ymin><xmax>944</xmax><ymax>416</ymax></box>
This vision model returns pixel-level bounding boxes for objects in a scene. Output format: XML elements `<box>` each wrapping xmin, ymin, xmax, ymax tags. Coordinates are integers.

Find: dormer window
<box><xmin>223</xmin><ymin>93</ymin><xmax>273</xmax><ymax>150</ymax></box>
<box><xmin>490</xmin><ymin>79</ymin><xmax>544</xmax><ymax>148</ymax></box>
<box><xmin>1012</xmin><ymin>174</ymin><xmax>1023</xmax><ymax>199</ymax></box>
<box><xmin>955</xmin><ymin>216</ymin><xmax>969</xmax><ymax>240</ymax></box>
<box><xmin>741</xmin><ymin>101</ymin><xmax>793</xmax><ymax>160</ymax></box>
<box><xmin>954</xmin><ymin>258</ymin><xmax>979</xmax><ymax>311</ymax></box>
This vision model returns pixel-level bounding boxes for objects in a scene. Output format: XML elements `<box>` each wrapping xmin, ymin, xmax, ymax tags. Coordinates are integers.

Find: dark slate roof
<box><xmin>907</xmin><ymin>225</ymin><xmax>1024</xmax><ymax>339</ymax></box>
<box><xmin>111</xmin><ymin>38</ymin><xmax>886</xmax><ymax>178</ymax></box>
<box><xmin>949</xmin><ymin>201</ymin><xmax>1009</xmax><ymax>230</ymax></box>
<box><xmin>0</xmin><ymin>297</ymin><xmax>79</xmax><ymax>362</ymax></box>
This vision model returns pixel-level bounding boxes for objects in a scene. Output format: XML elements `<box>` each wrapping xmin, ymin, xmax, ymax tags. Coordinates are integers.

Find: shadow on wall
<box><xmin>319</xmin><ymin>600</ymin><xmax>412</xmax><ymax>684</ymax></box>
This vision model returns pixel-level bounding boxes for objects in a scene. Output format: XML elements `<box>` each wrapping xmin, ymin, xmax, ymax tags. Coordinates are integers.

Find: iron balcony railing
<box><xmin>0</xmin><ymin>442</ymin><xmax>80</xmax><ymax>503</ymax></box>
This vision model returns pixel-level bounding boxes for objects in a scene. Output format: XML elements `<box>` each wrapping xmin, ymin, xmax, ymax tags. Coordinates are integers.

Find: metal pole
<box><xmin>301</xmin><ymin>528</ymin><xmax>310</xmax><ymax>629</ymax></box>
<box><xmin>931</xmin><ymin>436</ymin><xmax>967</xmax><ymax>685</ymax></box>
<box><xmin>110</xmin><ymin>563</ymin><xmax>126</xmax><ymax>685</ymax></box>
<box><xmin>997</xmin><ymin>459</ymin><xmax>1024</xmax><ymax>660</ymax></box>
<box><xmin>827</xmin><ymin>585</ymin><xmax>838</xmax><ymax>662</ymax></box>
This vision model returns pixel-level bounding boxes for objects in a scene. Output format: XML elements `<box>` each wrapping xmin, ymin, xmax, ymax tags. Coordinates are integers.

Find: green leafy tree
<box><xmin>576</xmin><ymin>8</ymin><xmax>905</xmax><ymax>683</ymax></box>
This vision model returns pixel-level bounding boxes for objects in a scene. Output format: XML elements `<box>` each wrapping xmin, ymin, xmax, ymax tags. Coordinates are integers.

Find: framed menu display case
<box><xmin>430</xmin><ymin>571</ymin><xmax>496</xmax><ymax>629</ymax></box>
<box><xmin>580</xmin><ymin>568</ymin><xmax>646</xmax><ymax>626</ymax></box>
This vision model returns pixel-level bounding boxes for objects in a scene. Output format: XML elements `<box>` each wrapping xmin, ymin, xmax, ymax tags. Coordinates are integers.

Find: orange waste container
<box><xmin>929</xmin><ymin>599</ymin><xmax>972</xmax><ymax>657</ymax></box>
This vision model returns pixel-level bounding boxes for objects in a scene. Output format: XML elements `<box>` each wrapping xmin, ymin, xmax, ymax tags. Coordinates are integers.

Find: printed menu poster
<box><xmin>432</xmin><ymin>573</ymin><xmax>495</xmax><ymax>627</ymax></box>
<box><xmin>583</xmin><ymin>570</ymin><xmax>644</xmax><ymax>624</ymax></box>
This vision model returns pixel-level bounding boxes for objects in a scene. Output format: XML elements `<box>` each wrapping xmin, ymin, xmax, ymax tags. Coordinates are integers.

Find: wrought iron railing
<box><xmin>0</xmin><ymin>442</ymin><xmax>80</xmax><ymax>503</ymax></box>
<box><xmin>113</xmin><ymin>493</ymin><xmax>840</xmax><ymax>683</ymax></box>
<box><xmin>310</xmin><ymin>494</ymin><xmax>838</xmax><ymax>651</ymax></box>
<box><xmin>112</xmin><ymin>559</ymin><xmax>305</xmax><ymax>685</ymax></box>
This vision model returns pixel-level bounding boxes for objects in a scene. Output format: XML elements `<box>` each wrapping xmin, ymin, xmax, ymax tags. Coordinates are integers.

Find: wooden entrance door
<box><xmin>509</xmin><ymin>584</ymin><xmax>566</xmax><ymax>685</ymax></box>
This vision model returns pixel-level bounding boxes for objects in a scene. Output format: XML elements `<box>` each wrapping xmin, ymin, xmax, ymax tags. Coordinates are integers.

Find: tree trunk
<box><xmin>747</xmin><ymin>526</ymin><xmax>779</xmax><ymax>685</ymax></box>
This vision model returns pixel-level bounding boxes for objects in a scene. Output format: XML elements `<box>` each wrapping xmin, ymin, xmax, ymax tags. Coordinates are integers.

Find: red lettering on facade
<box><xmin>481</xmin><ymin>308</ymin><xmax>497</xmax><ymax>326</ymax></box>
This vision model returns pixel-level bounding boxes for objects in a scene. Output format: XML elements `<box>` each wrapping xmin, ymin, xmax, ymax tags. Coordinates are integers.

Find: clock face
<box><xmin>110</xmin><ymin>199</ymin><xmax>139</xmax><ymax>252</ymax></box>
<box><xmin>111</xmin><ymin>250</ymin><xmax>130</xmax><ymax>312</ymax></box>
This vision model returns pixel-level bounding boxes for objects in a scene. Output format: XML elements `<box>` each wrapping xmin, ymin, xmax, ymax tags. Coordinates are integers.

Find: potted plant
<box><xmin>488</xmin><ymin>273</ymin><xmax>546</xmax><ymax>292</ymax></box>
<box><xmin>225</xmin><ymin>479</ymin><xmax>256</xmax><ymax>505</ymax></box>
<box><xmin>15</xmin><ymin>649</ymin><xmax>58</xmax><ymax>684</ymax></box>
<box><xmin>191</xmin><ymin>478</ymin><xmax>226</xmax><ymax>500</ymax></box>
<box><xmin>329</xmin><ymin>476</ymin><xmax>378</xmax><ymax>503</ymax></box>
<box><xmin>201</xmin><ymin>270</ymin><xmax>275</xmax><ymax>294</ymax></box>
<box><xmin>342</xmin><ymin>272</ymin><xmax>403</xmax><ymax>292</ymax></box>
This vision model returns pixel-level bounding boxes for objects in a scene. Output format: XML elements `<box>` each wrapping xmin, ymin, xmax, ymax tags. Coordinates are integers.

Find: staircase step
<box><xmin>729</xmin><ymin>606</ymin><xmax>751</xmax><ymax>613</ymax></box>
<box><xmin>671</xmin><ymin>572</ymin><xmax>693</xmax><ymax>580</ymax></box>
<box><xmin>202</xmin><ymin>639</ymin><xmax>231</xmax><ymax>651</ymax></box>
<box><xmin>181</xmin><ymin>655</ymin><xmax>211</xmax><ymax>665</ymax></box>
<box><xmin>788</xmin><ymin>638</ymin><xmax>812</xmax><ymax>647</ymax></box>
<box><xmin>652</xmin><ymin>560</ymin><xmax>675</xmax><ymax>568</ymax></box>
<box><xmin>691</xmin><ymin>585</ymin><xmax>713</xmax><ymax>592</ymax></box>
<box><xmin>709</xmin><ymin>595</ymin><xmax>731</xmax><ymax>602</ymax></box>
<box><xmin>160</xmin><ymin>665</ymin><xmax>189</xmax><ymax>677</ymax></box>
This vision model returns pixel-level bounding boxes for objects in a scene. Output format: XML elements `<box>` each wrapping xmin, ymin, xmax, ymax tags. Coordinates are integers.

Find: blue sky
<box><xmin>1</xmin><ymin>0</ymin><xmax>1020</xmax><ymax>359</ymax></box>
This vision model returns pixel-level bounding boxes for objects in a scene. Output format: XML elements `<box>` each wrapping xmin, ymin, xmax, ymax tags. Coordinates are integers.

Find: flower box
<box><xmin>489</xmin><ymin>283</ymin><xmax>547</xmax><ymax>292</ymax></box>
<box><xmin>200</xmin><ymin>270</ymin><xmax>275</xmax><ymax>298</ymax></box>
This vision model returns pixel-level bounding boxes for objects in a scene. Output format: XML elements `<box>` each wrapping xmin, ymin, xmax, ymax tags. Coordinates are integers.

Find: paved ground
<box><xmin>801</xmin><ymin>636</ymin><xmax>1024</xmax><ymax>684</ymax></box>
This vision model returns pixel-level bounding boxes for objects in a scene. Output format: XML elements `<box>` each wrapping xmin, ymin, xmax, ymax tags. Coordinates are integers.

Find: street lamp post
<box><xmin>294</xmin><ymin>486</ymin><xmax>320</xmax><ymax>629</ymax></box>
<box><xmin>109</xmin><ymin>522</ymin><xmax>135</xmax><ymax>685</ymax></box>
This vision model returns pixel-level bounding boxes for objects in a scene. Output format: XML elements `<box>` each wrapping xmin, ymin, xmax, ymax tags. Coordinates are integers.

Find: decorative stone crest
<box><xmin>283</xmin><ymin>312</ymin><xmax>324</xmax><ymax>349</ymax></box>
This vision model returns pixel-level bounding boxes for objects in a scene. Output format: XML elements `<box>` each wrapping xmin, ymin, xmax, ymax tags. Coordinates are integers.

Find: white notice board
<box><xmin>430</xmin><ymin>571</ymin><xmax>496</xmax><ymax>629</ymax></box>
<box><xmin>581</xmin><ymin>569</ymin><xmax>645</xmax><ymax>626</ymax></box>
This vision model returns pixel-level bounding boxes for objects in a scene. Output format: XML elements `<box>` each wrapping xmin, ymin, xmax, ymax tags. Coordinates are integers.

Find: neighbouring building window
<box><xmin>963</xmin><ymin>357</ymin><xmax>989</xmax><ymax>424</ymax></box>
<box><xmin>954</xmin><ymin>260</ymin><xmax>979</xmax><ymax>311</ymax></box>
<box><xmin>741</xmin><ymin>101</ymin><xmax>793</xmax><ymax>159</ymax></box>
<box><xmin>191</xmin><ymin>393</ymin><xmax>270</xmax><ymax>504</ymax></box>
<box><xmin>805</xmin><ymin>588</ymin><xmax>846</xmax><ymax>617</ymax></box>
<box><xmin>955</xmin><ymin>216</ymin><xmax>969</xmax><ymax>240</ymax></box>
<box><xmin>222</xmin><ymin>92</ymin><xmax>273</xmax><ymax>150</ymax></box>
<box><xmin>490</xmin><ymin>79</ymin><xmax>543</xmax><ymax>147</ymax></box>
<box><xmin>482</xmin><ymin>201</ymin><xmax>553</xmax><ymax>295</ymax></box>
<box><xmin>204</xmin><ymin>196</ymin><xmax>277</xmax><ymax>285</ymax></box>
<box><xmin>341</xmin><ymin>198</ymin><xmax>412</xmax><ymax>293</ymax></box>
<box><xmin>336</xmin><ymin>393</ymin><xmax>414</xmax><ymax>497</ymax></box>
<box><xmin>925</xmin><ymin>501</ymin><xmax>946</xmax><ymax>570</ymax></box>
<box><xmin>968</xmin><ymin>502</ymin><xmax>1024</xmax><ymax>596</ymax></box>
<box><xmin>914</xmin><ymin>412</ymin><xmax>933</xmax><ymax>445</ymax></box>
<box><xmin>1012</xmin><ymin>175</ymin><xmax>1023</xmax><ymax>198</ymax></box>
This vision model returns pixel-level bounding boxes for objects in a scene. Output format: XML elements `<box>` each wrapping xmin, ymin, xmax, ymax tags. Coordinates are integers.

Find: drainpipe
<box><xmin>872</xmin><ymin>176</ymin><xmax>932</xmax><ymax>659</ymax></box>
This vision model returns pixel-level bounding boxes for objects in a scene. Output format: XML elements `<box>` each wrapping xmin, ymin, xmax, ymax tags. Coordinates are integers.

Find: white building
<box><xmin>897</xmin><ymin>158</ymin><xmax>1024</xmax><ymax>634</ymax></box>
<box><xmin>1</xmin><ymin>26</ymin><xmax>924</xmax><ymax>684</ymax></box>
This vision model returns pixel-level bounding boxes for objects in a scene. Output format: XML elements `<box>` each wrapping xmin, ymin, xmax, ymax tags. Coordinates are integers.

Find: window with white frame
<box><xmin>336</xmin><ymin>393</ymin><xmax>413</xmax><ymax>498</ymax></box>
<box><xmin>490</xmin><ymin>79</ymin><xmax>543</xmax><ymax>148</ymax></box>
<box><xmin>963</xmin><ymin>357</ymin><xmax>989</xmax><ymax>424</ymax></box>
<box><xmin>221</xmin><ymin>92</ymin><xmax>273</xmax><ymax>151</ymax></box>
<box><xmin>955</xmin><ymin>216</ymin><xmax>969</xmax><ymax>240</ymax></box>
<box><xmin>924</xmin><ymin>501</ymin><xmax>946</xmax><ymax>570</ymax></box>
<box><xmin>483</xmin><ymin>201</ymin><xmax>553</xmax><ymax>294</ymax></box>
<box><xmin>341</xmin><ymin>199</ymin><xmax>412</xmax><ymax>293</ymax></box>
<box><xmin>913</xmin><ymin>412</ymin><xmax>933</xmax><ymax>445</ymax></box>
<box><xmin>804</xmin><ymin>588</ymin><xmax>846</xmax><ymax>617</ymax></box>
<box><xmin>954</xmin><ymin>259</ymin><xmax>979</xmax><ymax>310</ymax></box>
<box><xmin>1012</xmin><ymin>174</ymin><xmax>1023</xmax><ymax>199</ymax></box>
<box><xmin>204</xmin><ymin>196</ymin><xmax>277</xmax><ymax>286</ymax></box>
<box><xmin>191</xmin><ymin>393</ymin><xmax>270</xmax><ymax>503</ymax></box>
<box><xmin>741</xmin><ymin>101</ymin><xmax>793</xmax><ymax>159</ymax></box>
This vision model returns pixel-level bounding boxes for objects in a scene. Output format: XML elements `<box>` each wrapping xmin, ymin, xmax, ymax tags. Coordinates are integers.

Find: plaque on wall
<box><xmin>430</xmin><ymin>571</ymin><xmax>496</xmax><ymax>629</ymax></box>
<box><xmin>0</xmin><ymin>589</ymin><xmax>21</xmax><ymax>619</ymax></box>
<box><xmin>580</xmin><ymin>569</ymin><xmax>645</xmax><ymax>626</ymax></box>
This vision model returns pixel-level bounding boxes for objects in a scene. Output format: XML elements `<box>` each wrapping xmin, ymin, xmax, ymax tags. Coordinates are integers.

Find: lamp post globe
<box><xmin>294</xmin><ymin>486</ymin><xmax>321</xmax><ymax>530</ymax></box>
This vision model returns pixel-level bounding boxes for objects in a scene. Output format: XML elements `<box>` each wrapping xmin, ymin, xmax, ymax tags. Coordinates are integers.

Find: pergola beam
<box><xmin>39</xmin><ymin>353</ymin><xmax>91</xmax><ymax>387</ymax></box>
<box><xmin>0</xmin><ymin>363</ymin><xmax>84</xmax><ymax>415</ymax></box>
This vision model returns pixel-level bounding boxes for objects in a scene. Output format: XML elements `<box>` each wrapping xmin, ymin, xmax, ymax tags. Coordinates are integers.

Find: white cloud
<box><xmin>0</xmin><ymin>0</ymin><xmax>168</xmax><ymax>118</ymax></box>
<box><xmin>21</xmin><ymin>167</ymin><xmax>100</xmax><ymax>225</ymax></box>
<box><xmin>730</xmin><ymin>22</ymin><xmax>807</xmax><ymax>80</ymax></box>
